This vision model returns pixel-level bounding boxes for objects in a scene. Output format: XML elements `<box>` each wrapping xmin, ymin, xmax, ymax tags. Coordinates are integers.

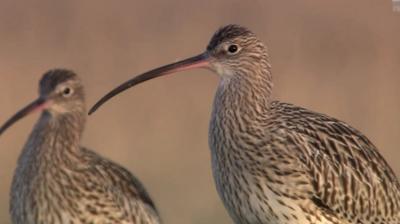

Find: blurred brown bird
<box><xmin>89</xmin><ymin>25</ymin><xmax>400</xmax><ymax>223</ymax></box>
<box><xmin>1</xmin><ymin>69</ymin><xmax>161</xmax><ymax>224</ymax></box>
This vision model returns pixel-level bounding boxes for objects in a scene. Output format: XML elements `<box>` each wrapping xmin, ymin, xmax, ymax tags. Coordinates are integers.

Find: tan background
<box><xmin>0</xmin><ymin>0</ymin><xmax>399</xmax><ymax>223</ymax></box>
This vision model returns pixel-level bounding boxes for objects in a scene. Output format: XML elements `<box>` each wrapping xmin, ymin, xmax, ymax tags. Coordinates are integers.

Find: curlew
<box><xmin>89</xmin><ymin>25</ymin><xmax>400</xmax><ymax>223</ymax></box>
<box><xmin>1</xmin><ymin>69</ymin><xmax>161</xmax><ymax>224</ymax></box>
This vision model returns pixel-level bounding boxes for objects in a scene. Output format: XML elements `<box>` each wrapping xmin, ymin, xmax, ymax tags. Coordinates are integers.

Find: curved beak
<box><xmin>89</xmin><ymin>52</ymin><xmax>210</xmax><ymax>115</ymax></box>
<box><xmin>0</xmin><ymin>97</ymin><xmax>50</xmax><ymax>136</ymax></box>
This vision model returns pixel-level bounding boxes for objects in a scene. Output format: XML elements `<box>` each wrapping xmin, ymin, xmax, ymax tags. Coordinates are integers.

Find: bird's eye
<box><xmin>227</xmin><ymin>44</ymin><xmax>239</xmax><ymax>54</ymax></box>
<box><xmin>62</xmin><ymin>87</ymin><xmax>73</xmax><ymax>97</ymax></box>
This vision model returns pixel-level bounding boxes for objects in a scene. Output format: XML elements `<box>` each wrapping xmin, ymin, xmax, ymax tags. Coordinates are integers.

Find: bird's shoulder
<box><xmin>268</xmin><ymin>101</ymin><xmax>400</xmax><ymax>222</ymax></box>
<box><xmin>78</xmin><ymin>147</ymin><xmax>159</xmax><ymax>213</ymax></box>
<box><xmin>268</xmin><ymin>100</ymin><xmax>398</xmax><ymax>183</ymax></box>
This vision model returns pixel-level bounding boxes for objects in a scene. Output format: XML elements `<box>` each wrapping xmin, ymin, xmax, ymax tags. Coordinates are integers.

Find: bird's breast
<box><xmin>208</xmin><ymin>112</ymin><xmax>338</xmax><ymax>224</ymax></box>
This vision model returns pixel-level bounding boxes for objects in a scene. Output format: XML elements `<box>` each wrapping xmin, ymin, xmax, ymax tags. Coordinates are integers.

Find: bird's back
<box><xmin>10</xmin><ymin>146</ymin><xmax>161</xmax><ymax>224</ymax></box>
<box><xmin>78</xmin><ymin>147</ymin><xmax>161</xmax><ymax>223</ymax></box>
<box><xmin>209</xmin><ymin>100</ymin><xmax>400</xmax><ymax>224</ymax></box>
<box><xmin>266</xmin><ymin>101</ymin><xmax>400</xmax><ymax>223</ymax></box>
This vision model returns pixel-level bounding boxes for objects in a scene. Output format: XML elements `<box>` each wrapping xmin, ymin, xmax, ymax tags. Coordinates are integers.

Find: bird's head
<box><xmin>0</xmin><ymin>69</ymin><xmax>85</xmax><ymax>135</ymax></box>
<box><xmin>89</xmin><ymin>24</ymin><xmax>270</xmax><ymax>114</ymax></box>
<box><xmin>206</xmin><ymin>24</ymin><xmax>268</xmax><ymax>77</ymax></box>
<box><xmin>39</xmin><ymin>69</ymin><xmax>85</xmax><ymax>115</ymax></box>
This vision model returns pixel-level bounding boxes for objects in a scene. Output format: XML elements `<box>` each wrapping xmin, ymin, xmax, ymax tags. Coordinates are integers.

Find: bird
<box><xmin>88</xmin><ymin>24</ymin><xmax>400</xmax><ymax>224</ymax></box>
<box><xmin>0</xmin><ymin>69</ymin><xmax>161</xmax><ymax>224</ymax></box>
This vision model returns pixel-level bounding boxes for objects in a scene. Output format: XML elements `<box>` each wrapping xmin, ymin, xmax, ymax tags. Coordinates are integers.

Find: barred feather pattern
<box><xmin>10</xmin><ymin>113</ymin><xmax>160</xmax><ymax>224</ymax></box>
<box><xmin>9</xmin><ymin>70</ymin><xmax>161</xmax><ymax>224</ymax></box>
<box><xmin>208</xmin><ymin>25</ymin><xmax>400</xmax><ymax>224</ymax></box>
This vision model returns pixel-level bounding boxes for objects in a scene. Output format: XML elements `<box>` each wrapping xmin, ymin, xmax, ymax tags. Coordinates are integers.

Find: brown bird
<box><xmin>89</xmin><ymin>25</ymin><xmax>400</xmax><ymax>223</ymax></box>
<box><xmin>1</xmin><ymin>69</ymin><xmax>161</xmax><ymax>224</ymax></box>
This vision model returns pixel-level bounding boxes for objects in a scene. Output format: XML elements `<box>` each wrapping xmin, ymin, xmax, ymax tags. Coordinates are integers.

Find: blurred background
<box><xmin>0</xmin><ymin>0</ymin><xmax>399</xmax><ymax>223</ymax></box>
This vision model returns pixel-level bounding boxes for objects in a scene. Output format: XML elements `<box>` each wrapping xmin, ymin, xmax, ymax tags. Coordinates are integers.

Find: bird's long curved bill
<box><xmin>89</xmin><ymin>53</ymin><xmax>209</xmax><ymax>115</ymax></box>
<box><xmin>0</xmin><ymin>98</ymin><xmax>48</xmax><ymax>135</ymax></box>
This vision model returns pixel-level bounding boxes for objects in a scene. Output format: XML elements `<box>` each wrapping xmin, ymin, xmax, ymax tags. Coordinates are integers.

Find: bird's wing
<box><xmin>273</xmin><ymin>102</ymin><xmax>400</xmax><ymax>223</ymax></box>
<box><xmin>79</xmin><ymin>147</ymin><xmax>161</xmax><ymax>223</ymax></box>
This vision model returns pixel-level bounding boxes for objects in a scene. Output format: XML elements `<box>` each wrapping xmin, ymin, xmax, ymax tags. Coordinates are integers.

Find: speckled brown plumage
<box><xmin>89</xmin><ymin>24</ymin><xmax>400</xmax><ymax>224</ymax></box>
<box><xmin>1</xmin><ymin>69</ymin><xmax>161</xmax><ymax>224</ymax></box>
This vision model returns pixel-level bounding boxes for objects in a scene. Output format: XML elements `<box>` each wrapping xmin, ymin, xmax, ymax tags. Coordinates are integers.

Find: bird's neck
<box><xmin>212</xmin><ymin>69</ymin><xmax>273</xmax><ymax>125</ymax></box>
<box><xmin>209</xmin><ymin>69</ymin><xmax>273</xmax><ymax>162</ymax></box>
<box><xmin>19</xmin><ymin>111</ymin><xmax>87</xmax><ymax>169</ymax></box>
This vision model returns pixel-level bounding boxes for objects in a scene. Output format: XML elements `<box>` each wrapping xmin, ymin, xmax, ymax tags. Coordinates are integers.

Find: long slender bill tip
<box><xmin>88</xmin><ymin>88</ymin><xmax>120</xmax><ymax>115</ymax></box>
<box><xmin>88</xmin><ymin>103</ymin><xmax>100</xmax><ymax>115</ymax></box>
<box><xmin>0</xmin><ymin>98</ymin><xmax>48</xmax><ymax>136</ymax></box>
<box><xmin>88</xmin><ymin>53</ymin><xmax>210</xmax><ymax>116</ymax></box>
